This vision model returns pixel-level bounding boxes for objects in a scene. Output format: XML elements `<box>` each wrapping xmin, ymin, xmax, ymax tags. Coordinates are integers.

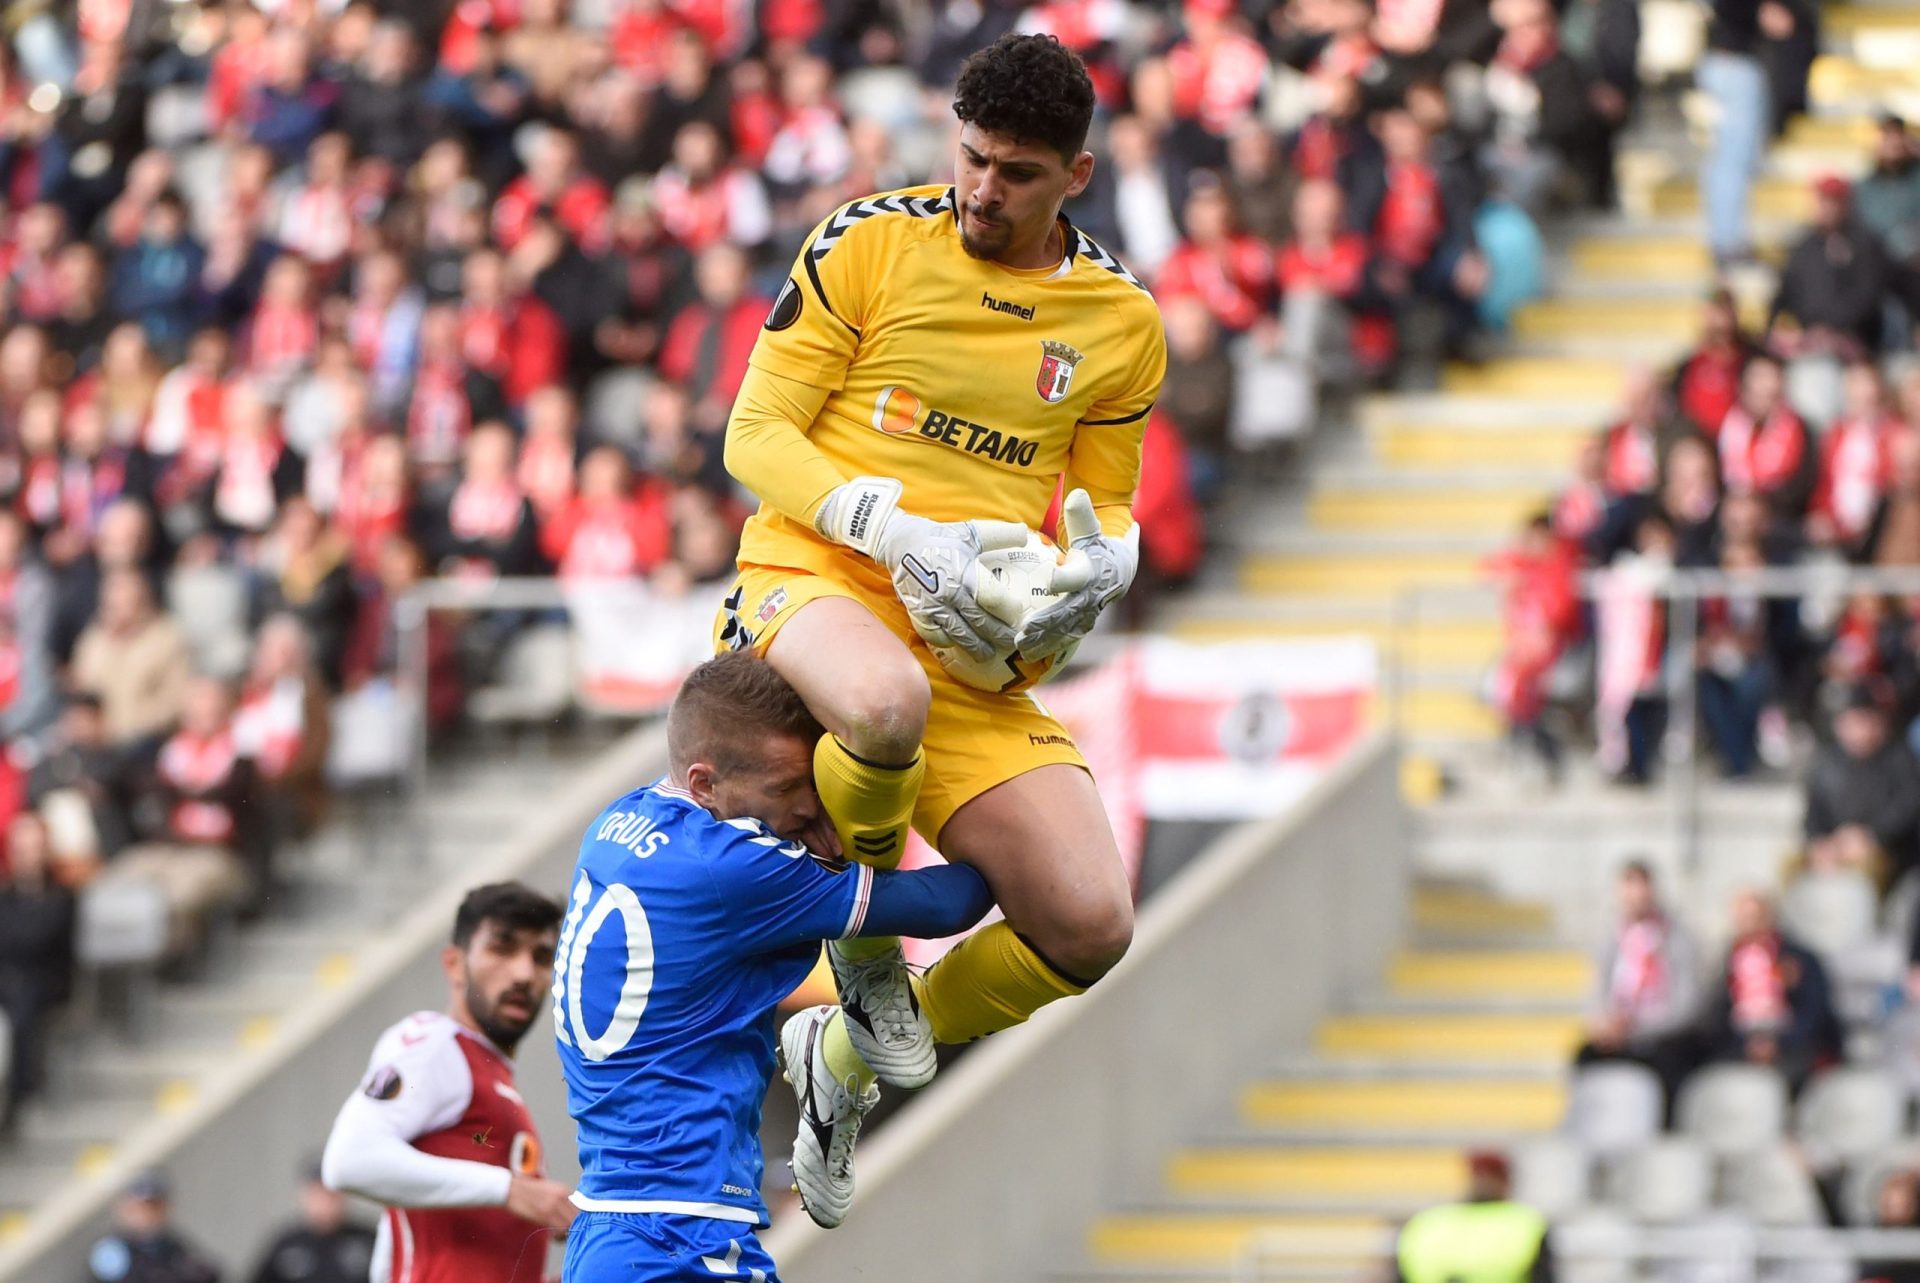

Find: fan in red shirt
<box><xmin>407</xmin><ymin>305</ymin><xmax>475</xmax><ymax>474</ymax></box>
<box><xmin>540</xmin><ymin>445</ymin><xmax>673</xmax><ymax>581</ymax></box>
<box><xmin>1155</xmin><ymin>179</ymin><xmax>1273</xmax><ymax>335</ymax></box>
<box><xmin>1167</xmin><ymin>0</ymin><xmax>1270</xmax><ymax>136</ymax></box>
<box><xmin>516</xmin><ymin>385</ymin><xmax>580</xmax><ymax>521</ymax></box>
<box><xmin>1716</xmin><ymin>354</ymin><xmax>1815</xmax><ymax>522</ymax></box>
<box><xmin>492</xmin><ymin>126</ymin><xmax>612</xmax><ymax>256</ymax></box>
<box><xmin>1671</xmin><ymin>289</ymin><xmax>1757</xmax><ymax>436</ymax></box>
<box><xmin>457</xmin><ymin>247</ymin><xmax>567</xmax><ymax>411</ymax></box>
<box><xmin>649</xmin><ymin>120</ymin><xmax>773</xmax><ymax>252</ymax></box>
<box><xmin>1484</xmin><ymin>513</ymin><xmax>1580</xmax><ymax>776</ymax></box>
<box><xmin>246</xmin><ymin>256</ymin><xmax>320</xmax><ymax>398</ymax></box>
<box><xmin>1810</xmin><ymin>360</ymin><xmax>1911</xmax><ymax>554</ymax></box>
<box><xmin>657</xmin><ymin>243</ymin><xmax>770</xmax><ymax>432</ymax></box>
<box><xmin>1275</xmin><ymin>178</ymin><xmax>1392</xmax><ymax>372</ymax></box>
<box><xmin>322</xmin><ymin>883</ymin><xmax>575</xmax><ymax>1283</ymax></box>
<box><xmin>610</xmin><ymin>0</ymin><xmax>685</xmax><ymax>83</ymax></box>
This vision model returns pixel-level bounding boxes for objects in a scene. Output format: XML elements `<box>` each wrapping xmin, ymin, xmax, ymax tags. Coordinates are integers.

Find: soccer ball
<box><xmin>930</xmin><ymin>531</ymin><xmax>1080</xmax><ymax>693</ymax></box>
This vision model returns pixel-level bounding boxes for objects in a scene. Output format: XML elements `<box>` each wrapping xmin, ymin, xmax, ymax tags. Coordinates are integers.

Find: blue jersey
<box><xmin>555</xmin><ymin>779</ymin><xmax>875</xmax><ymax>1228</ymax></box>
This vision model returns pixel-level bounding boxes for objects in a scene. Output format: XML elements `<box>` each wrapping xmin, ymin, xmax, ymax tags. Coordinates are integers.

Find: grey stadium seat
<box><xmin>1512</xmin><ymin>1136</ymin><xmax>1593</xmax><ymax>1220</ymax></box>
<box><xmin>1795</xmin><ymin>1066</ymin><xmax>1908</xmax><ymax>1168</ymax></box>
<box><xmin>1566</xmin><ymin>1062</ymin><xmax>1665</xmax><ymax>1157</ymax></box>
<box><xmin>1841</xmin><ymin>1142</ymin><xmax>1920</xmax><ymax>1227</ymax></box>
<box><xmin>1725</xmin><ymin>1144</ymin><xmax>1825</xmax><ymax>1226</ymax></box>
<box><xmin>1552</xmin><ymin>1208</ymin><xmax>1636</xmax><ymax>1283</ymax></box>
<box><xmin>78</xmin><ymin>876</ymin><xmax>169</xmax><ymax>968</ymax></box>
<box><xmin>468</xmin><ymin>624</ymin><xmax>576</xmax><ymax>726</ymax></box>
<box><xmin>1610</xmin><ymin>1138</ymin><xmax>1714</xmax><ymax>1223</ymax></box>
<box><xmin>1781</xmin><ymin>870</ymin><xmax>1879</xmax><ymax>960</ymax></box>
<box><xmin>1676</xmin><ymin>1063</ymin><xmax>1789</xmax><ymax>1158</ymax></box>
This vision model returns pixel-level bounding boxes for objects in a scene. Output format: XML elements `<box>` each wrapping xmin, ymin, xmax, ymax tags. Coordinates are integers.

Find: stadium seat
<box><xmin>1565</xmin><ymin>1062</ymin><xmax>1665</xmax><ymax>1156</ymax></box>
<box><xmin>1607</xmin><ymin>1138</ymin><xmax>1713</xmax><ymax>1223</ymax></box>
<box><xmin>77</xmin><ymin>877</ymin><xmax>170</xmax><ymax>1039</ymax></box>
<box><xmin>1511</xmin><ymin>1136</ymin><xmax>1593</xmax><ymax>1219</ymax></box>
<box><xmin>1780</xmin><ymin>870</ymin><xmax>1879</xmax><ymax>960</ymax></box>
<box><xmin>0</xmin><ymin>1006</ymin><xmax>11</xmax><ymax>1107</ymax></box>
<box><xmin>1724</xmin><ymin>1144</ymin><xmax>1824</xmax><ymax>1226</ymax></box>
<box><xmin>1676</xmin><ymin>1064</ymin><xmax>1789</xmax><ymax>1158</ymax></box>
<box><xmin>1794</xmin><ymin>1067</ymin><xmax>1908</xmax><ymax>1168</ymax></box>
<box><xmin>1840</xmin><ymin>1142</ymin><xmax>1920</xmax><ymax>1226</ymax></box>
<box><xmin>1552</xmin><ymin>1208</ymin><xmax>1636</xmax><ymax>1283</ymax></box>
<box><xmin>468</xmin><ymin>624</ymin><xmax>576</xmax><ymax>726</ymax></box>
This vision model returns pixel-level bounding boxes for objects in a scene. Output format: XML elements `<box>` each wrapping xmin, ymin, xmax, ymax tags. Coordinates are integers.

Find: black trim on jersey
<box><xmin>1067</xmin><ymin>224</ymin><xmax>1147</xmax><ymax>291</ymax></box>
<box><xmin>801</xmin><ymin>189</ymin><xmax>956</xmax><ymax>331</ymax></box>
<box><xmin>1082</xmin><ymin>404</ymin><xmax>1153</xmax><ymax>426</ymax></box>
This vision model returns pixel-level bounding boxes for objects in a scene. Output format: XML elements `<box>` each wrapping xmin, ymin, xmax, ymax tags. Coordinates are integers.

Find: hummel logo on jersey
<box><xmin>980</xmin><ymin>291</ymin><xmax>1035</xmax><ymax>321</ymax></box>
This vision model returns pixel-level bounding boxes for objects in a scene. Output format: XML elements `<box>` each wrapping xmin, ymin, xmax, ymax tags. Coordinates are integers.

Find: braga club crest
<box><xmin>1036</xmin><ymin>339</ymin><xmax>1085</xmax><ymax>404</ymax></box>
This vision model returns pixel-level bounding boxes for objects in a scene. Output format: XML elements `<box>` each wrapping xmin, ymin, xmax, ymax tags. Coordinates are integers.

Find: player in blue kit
<box><xmin>556</xmin><ymin>650</ymin><xmax>996</xmax><ymax>1280</ymax></box>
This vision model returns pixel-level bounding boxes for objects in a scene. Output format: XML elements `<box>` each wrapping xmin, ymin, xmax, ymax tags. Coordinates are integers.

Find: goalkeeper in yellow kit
<box><xmin>716</xmin><ymin>33</ymin><xmax>1166</xmax><ymax>1226</ymax></box>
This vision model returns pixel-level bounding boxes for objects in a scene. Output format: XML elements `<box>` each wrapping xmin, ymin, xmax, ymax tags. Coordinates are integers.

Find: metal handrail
<box><xmin>1383</xmin><ymin>559</ymin><xmax>1920</xmax><ymax>881</ymax></box>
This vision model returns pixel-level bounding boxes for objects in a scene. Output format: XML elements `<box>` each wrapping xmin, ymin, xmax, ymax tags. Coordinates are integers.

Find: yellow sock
<box><xmin>821</xmin><ymin>1010</ymin><xmax>877</xmax><ymax>1092</ymax></box>
<box><xmin>814</xmin><ymin>735</ymin><xmax>925</xmax><ymax>961</ymax></box>
<box><xmin>913</xmin><ymin>921</ymin><xmax>1088</xmax><ymax>1045</ymax></box>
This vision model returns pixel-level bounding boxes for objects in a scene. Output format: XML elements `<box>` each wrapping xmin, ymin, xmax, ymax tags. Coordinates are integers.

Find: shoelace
<box><xmin>850</xmin><ymin>955</ymin><xmax>921</xmax><ymax>1045</ymax></box>
<box><xmin>825</xmin><ymin>1076</ymin><xmax>880</xmax><ymax>1180</ymax></box>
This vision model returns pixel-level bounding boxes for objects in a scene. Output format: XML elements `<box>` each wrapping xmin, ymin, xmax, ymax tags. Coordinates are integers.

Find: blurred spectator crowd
<box><xmin>0</xmin><ymin>0</ymin><xmax>1706</xmax><ymax>1133</ymax></box>
<box><xmin>1490</xmin><ymin>119</ymin><xmax>1920</xmax><ymax>790</ymax></box>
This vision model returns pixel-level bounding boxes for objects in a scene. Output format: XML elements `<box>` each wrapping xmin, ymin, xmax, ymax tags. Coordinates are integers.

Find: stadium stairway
<box><xmin>1046</xmin><ymin>879</ymin><xmax>1586</xmax><ymax>1283</ymax></box>
<box><xmin>1165</xmin><ymin>93</ymin><xmax>1803</xmax><ymax>776</ymax></box>
<box><xmin>0</xmin><ymin>735</ymin><xmax>616</xmax><ymax>1248</ymax></box>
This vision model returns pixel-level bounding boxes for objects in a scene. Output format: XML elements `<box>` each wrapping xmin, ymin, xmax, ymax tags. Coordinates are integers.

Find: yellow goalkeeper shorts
<box><xmin>713</xmin><ymin>554</ymin><xmax>1088</xmax><ymax>844</ymax></box>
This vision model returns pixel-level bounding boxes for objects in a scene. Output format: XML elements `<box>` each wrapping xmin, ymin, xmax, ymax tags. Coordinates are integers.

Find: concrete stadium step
<box><xmin>1230</xmin><ymin>527</ymin><xmax>1511</xmax><ymax>558</ymax></box>
<box><xmin>1238</xmin><ymin>1075</ymin><xmax>1566</xmax><ymax>1133</ymax></box>
<box><xmin>1646</xmin><ymin>174</ymin><xmax>1812</xmax><ymax>221</ymax></box>
<box><xmin>1307</xmin><ymin>487</ymin><xmax>1548</xmax><ymax>534</ymax></box>
<box><xmin>1439</xmin><ymin>358</ymin><xmax>1625</xmax><ymax>401</ymax></box>
<box><xmin>1368</xmin><ymin>423</ymin><xmax>1588</xmax><ymax>471</ymax></box>
<box><xmin>1239</xmin><ymin>550</ymin><xmax>1483</xmax><ymax>595</ymax></box>
<box><xmin>1162</xmin><ymin>1146</ymin><xmax>1468</xmax><ymax>1204</ymax></box>
<box><xmin>1086</xmin><ymin>1212</ymin><xmax>1386</xmax><ymax>1269</ymax></box>
<box><xmin>1313</xmin><ymin>1012</ymin><xmax>1585</xmax><ymax>1063</ymax></box>
<box><xmin>1358</xmin><ymin>394</ymin><xmax>1601</xmax><ymax>428</ymax></box>
<box><xmin>1410</xmin><ymin>884</ymin><xmax>1557</xmax><ymax>937</ymax></box>
<box><xmin>1511</xmin><ymin>296</ymin><xmax>1700</xmax><ymax>344</ymax></box>
<box><xmin>1809</xmin><ymin>54</ymin><xmax>1920</xmax><ymax>112</ymax></box>
<box><xmin>1379</xmin><ymin>689</ymin><xmax>1502</xmax><ymax>741</ymax></box>
<box><xmin>1385</xmin><ymin>949</ymin><xmax>1592</xmax><ymax>999</ymax></box>
<box><xmin>1055</xmin><ymin>1269</ymin><xmax>1350</xmax><ymax>1283</ymax></box>
<box><xmin>1164</xmin><ymin>614</ymin><xmax>1502</xmax><ymax>668</ymax></box>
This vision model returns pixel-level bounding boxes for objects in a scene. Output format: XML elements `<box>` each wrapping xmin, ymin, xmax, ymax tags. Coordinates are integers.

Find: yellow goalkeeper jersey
<box><xmin>732</xmin><ymin>184</ymin><xmax>1166</xmax><ymax>577</ymax></box>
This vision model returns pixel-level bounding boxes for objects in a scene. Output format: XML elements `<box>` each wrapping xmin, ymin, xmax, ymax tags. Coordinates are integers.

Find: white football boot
<box><xmin>778</xmin><ymin>1005</ymin><xmax>881</xmax><ymax>1229</ymax></box>
<box><xmin>826</xmin><ymin>937</ymin><xmax>937</xmax><ymax>1088</ymax></box>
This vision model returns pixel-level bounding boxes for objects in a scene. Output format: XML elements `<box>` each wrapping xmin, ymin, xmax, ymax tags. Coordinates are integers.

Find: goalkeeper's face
<box><xmin>955</xmin><ymin>124</ymin><xmax>1094</xmax><ymax>264</ymax></box>
<box><xmin>691</xmin><ymin>732</ymin><xmax>828</xmax><ymax>850</ymax></box>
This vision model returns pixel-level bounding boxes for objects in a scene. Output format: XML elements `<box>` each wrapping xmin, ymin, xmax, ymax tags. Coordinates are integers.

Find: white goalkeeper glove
<box><xmin>815</xmin><ymin>476</ymin><xmax>1030</xmax><ymax>661</ymax></box>
<box><xmin>1015</xmin><ymin>489</ymin><xmax>1138</xmax><ymax>660</ymax></box>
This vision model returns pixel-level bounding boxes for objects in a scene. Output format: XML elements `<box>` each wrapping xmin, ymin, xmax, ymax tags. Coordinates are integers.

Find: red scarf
<box><xmin>160</xmin><ymin>728</ymin><xmax>238</xmax><ymax>843</ymax></box>
<box><xmin>1603</xmin><ymin>421</ymin><xmax>1659</xmax><ymax>497</ymax></box>
<box><xmin>1718</xmin><ymin>404</ymin><xmax>1806</xmax><ymax>497</ymax></box>
<box><xmin>1728</xmin><ymin>933</ymin><xmax>1788</xmax><ymax>1032</ymax></box>
<box><xmin>449</xmin><ymin>480</ymin><xmax>524</xmax><ymax>543</ymax></box>
<box><xmin>1375</xmin><ymin>160</ymin><xmax>1443</xmax><ymax>267</ymax></box>
<box><xmin>1611</xmin><ymin>916</ymin><xmax>1670</xmax><ymax>1017</ymax></box>
<box><xmin>517</xmin><ymin>435</ymin><xmax>576</xmax><ymax>519</ymax></box>
<box><xmin>1680</xmin><ymin>347</ymin><xmax>1744</xmax><ymax>433</ymax></box>
<box><xmin>247</xmin><ymin>302</ymin><xmax>318</xmax><ymax>382</ymax></box>
<box><xmin>406</xmin><ymin>361</ymin><xmax>471</xmax><ymax>469</ymax></box>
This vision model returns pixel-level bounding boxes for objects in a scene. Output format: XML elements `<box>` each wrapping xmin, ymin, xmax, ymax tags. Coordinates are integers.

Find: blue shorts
<box><xmin>563</xmin><ymin>1212</ymin><xmax>781</xmax><ymax>1282</ymax></box>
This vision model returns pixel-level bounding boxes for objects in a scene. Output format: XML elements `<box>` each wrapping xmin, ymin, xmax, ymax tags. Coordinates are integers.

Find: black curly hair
<box><xmin>953</xmin><ymin>33</ymin><xmax>1096</xmax><ymax>162</ymax></box>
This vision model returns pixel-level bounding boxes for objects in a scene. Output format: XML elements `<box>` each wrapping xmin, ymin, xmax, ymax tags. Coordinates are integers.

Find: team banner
<box><xmin>895</xmin><ymin>635</ymin><xmax>1377</xmax><ymax>970</ymax></box>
